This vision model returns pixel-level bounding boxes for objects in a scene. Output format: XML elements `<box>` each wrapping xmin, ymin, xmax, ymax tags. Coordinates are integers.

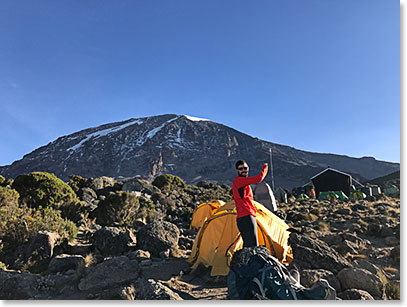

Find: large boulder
<box><xmin>88</xmin><ymin>176</ymin><xmax>116</xmax><ymax>191</ymax></box>
<box><xmin>300</xmin><ymin>269</ymin><xmax>341</xmax><ymax>293</ymax></box>
<box><xmin>133</xmin><ymin>278</ymin><xmax>183</xmax><ymax>300</ymax></box>
<box><xmin>389</xmin><ymin>246</ymin><xmax>400</xmax><ymax>265</ymax></box>
<box><xmin>0</xmin><ymin>269</ymin><xmax>78</xmax><ymax>299</ymax></box>
<box><xmin>337</xmin><ymin>268</ymin><xmax>386</xmax><ymax>299</ymax></box>
<box><xmin>353</xmin><ymin>259</ymin><xmax>383</xmax><ymax>276</ymax></box>
<box><xmin>338</xmin><ymin>289</ymin><xmax>375</xmax><ymax>300</ymax></box>
<box><xmin>137</xmin><ymin>221</ymin><xmax>180</xmax><ymax>257</ymax></box>
<box><xmin>91</xmin><ymin>227</ymin><xmax>137</xmax><ymax>256</ymax></box>
<box><xmin>14</xmin><ymin>231</ymin><xmax>60</xmax><ymax>273</ymax></box>
<box><xmin>80</xmin><ymin>187</ymin><xmax>98</xmax><ymax>211</ymax></box>
<box><xmin>0</xmin><ymin>270</ymin><xmax>40</xmax><ymax>299</ymax></box>
<box><xmin>127</xmin><ymin>250</ymin><xmax>151</xmax><ymax>262</ymax></box>
<box><xmin>122</xmin><ymin>178</ymin><xmax>157</xmax><ymax>194</ymax></box>
<box><xmin>333</xmin><ymin>240</ymin><xmax>359</xmax><ymax>256</ymax></box>
<box><xmin>78</xmin><ymin>256</ymin><xmax>140</xmax><ymax>292</ymax></box>
<box><xmin>47</xmin><ymin>254</ymin><xmax>86</xmax><ymax>274</ymax></box>
<box><xmin>288</xmin><ymin>233</ymin><xmax>352</xmax><ymax>274</ymax></box>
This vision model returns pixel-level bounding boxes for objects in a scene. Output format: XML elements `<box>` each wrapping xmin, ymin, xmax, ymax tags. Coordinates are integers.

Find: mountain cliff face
<box><xmin>0</xmin><ymin>114</ymin><xmax>399</xmax><ymax>189</ymax></box>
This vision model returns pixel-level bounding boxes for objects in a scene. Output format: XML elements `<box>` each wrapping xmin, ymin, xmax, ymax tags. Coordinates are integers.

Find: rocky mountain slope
<box><xmin>0</xmin><ymin>114</ymin><xmax>399</xmax><ymax>189</ymax></box>
<box><xmin>0</xmin><ymin>174</ymin><xmax>400</xmax><ymax>300</ymax></box>
<box><xmin>366</xmin><ymin>171</ymin><xmax>400</xmax><ymax>187</ymax></box>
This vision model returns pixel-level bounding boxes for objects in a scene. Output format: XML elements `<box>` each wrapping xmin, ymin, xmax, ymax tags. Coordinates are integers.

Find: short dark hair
<box><xmin>235</xmin><ymin>160</ymin><xmax>248</xmax><ymax>169</ymax></box>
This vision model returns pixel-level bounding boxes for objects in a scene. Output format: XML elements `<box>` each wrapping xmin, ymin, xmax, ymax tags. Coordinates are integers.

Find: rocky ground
<box><xmin>0</xmin><ymin>176</ymin><xmax>400</xmax><ymax>300</ymax></box>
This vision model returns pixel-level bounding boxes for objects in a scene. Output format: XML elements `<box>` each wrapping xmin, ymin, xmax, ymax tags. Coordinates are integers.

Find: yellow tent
<box><xmin>190</xmin><ymin>200</ymin><xmax>225</xmax><ymax>230</ymax></box>
<box><xmin>188</xmin><ymin>200</ymin><xmax>293</xmax><ymax>276</ymax></box>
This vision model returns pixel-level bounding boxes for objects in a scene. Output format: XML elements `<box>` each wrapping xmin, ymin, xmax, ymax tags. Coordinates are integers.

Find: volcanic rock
<box><xmin>91</xmin><ymin>227</ymin><xmax>136</xmax><ymax>256</ymax></box>
<box><xmin>78</xmin><ymin>256</ymin><xmax>140</xmax><ymax>292</ymax></box>
<box><xmin>338</xmin><ymin>289</ymin><xmax>375</xmax><ymax>300</ymax></box>
<box><xmin>137</xmin><ymin>221</ymin><xmax>180</xmax><ymax>257</ymax></box>
<box><xmin>288</xmin><ymin>233</ymin><xmax>353</xmax><ymax>274</ymax></box>
<box><xmin>337</xmin><ymin>268</ymin><xmax>386</xmax><ymax>299</ymax></box>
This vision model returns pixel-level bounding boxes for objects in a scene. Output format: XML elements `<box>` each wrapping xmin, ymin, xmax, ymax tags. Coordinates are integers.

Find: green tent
<box><xmin>333</xmin><ymin>191</ymin><xmax>349</xmax><ymax>200</ymax></box>
<box><xmin>350</xmin><ymin>191</ymin><xmax>366</xmax><ymax>200</ymax></box>
<box><xmin>296</xmin><ymin>193</ymin><xmax>309</xmax><ymax>201</ymax></box>
<box><xmin>383</xmin><ymin>186</ymin><xmax>399</xmax><ymax>198</ymax></box>
<box><xmin>318</xmin><ymin>191</ymin><xmax>338</xmax><ymax>201</ymax></box>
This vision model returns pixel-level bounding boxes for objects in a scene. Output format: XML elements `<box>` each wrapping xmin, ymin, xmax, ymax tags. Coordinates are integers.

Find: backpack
<box><xmin>227</xmin><ymin>247</ymin><xmax>336</xmax><ymax>300</ymax></box>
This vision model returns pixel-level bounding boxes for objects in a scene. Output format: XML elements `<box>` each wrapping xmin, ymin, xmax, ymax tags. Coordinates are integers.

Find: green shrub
<box><xmin>152</xmin><ymin>174</ymin><xmax>186</xmax><ymax>192</ymax></box>
<box><xmin>138</xmin><ymin>196</ymin><xmax>157</xmax><ymax>223</ymax></box>
<box><xmin>57</xmin><ymin>199</ymin><xmax>87</xmax><ymax>223</ymax></box>
<box><xmin>91</xmin><ymin>191</ymin><xmax>140</xmax><ymax>227</ymax></box>
<box><xmin>68</xmin><ymin>174</ymin><xmax>88</xmax><ymax>195</ymax></box>
<box><xmin>0</xmin><ymin>186</ymin><xmax>20</xmax><ymax>208</ymax></box>
<box><xmin>0</xmin><ymin>175</ymin><xmax>5</xmax><ymax>186</ymax></box>
<box><xmin>12</xmin><ymin>172</ymin><xmax>78</xmax><ymax>209</ymax></box>
<box><xmin>0</xmin><ymin>204</ymin><xmax>78</xmax><ymax>253</ymax></box>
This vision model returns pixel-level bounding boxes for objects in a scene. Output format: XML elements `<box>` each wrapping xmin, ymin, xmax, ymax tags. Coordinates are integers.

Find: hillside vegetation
<box><xmin>0</xmin><ymin>172</ymin><xmax>399</xmax><ymax>300</ymax></box>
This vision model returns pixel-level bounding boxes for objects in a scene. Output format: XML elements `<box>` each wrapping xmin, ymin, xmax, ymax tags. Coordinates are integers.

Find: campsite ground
<box><xmin>140</xmin><ymin>197</ymin><xmax>400</xmax><ymax>300</ymax></box>
<box><xmin>140</xmin><ymin>253</ymin><xmax>228</xmax><ymax>300</ymax></box>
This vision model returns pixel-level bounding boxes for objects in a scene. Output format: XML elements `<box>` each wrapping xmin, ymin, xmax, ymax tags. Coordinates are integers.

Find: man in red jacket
<box><xmin>232</xmin><ymin>160</ymin><xmax>268</xmax><ymax>247</ymax></box>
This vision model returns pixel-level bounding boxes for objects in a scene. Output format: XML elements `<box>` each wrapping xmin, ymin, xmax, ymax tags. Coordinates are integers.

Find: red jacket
<box><xmin>232</xmin><ymin>164</ymin><xmax>268</xmax><ymax>219</ymax></box>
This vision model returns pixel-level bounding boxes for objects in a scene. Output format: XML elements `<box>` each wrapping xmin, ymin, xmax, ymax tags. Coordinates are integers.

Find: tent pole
<box><xmin>269</xmin><ymin>147</ymin><xmax>275</xmax><ymax>192</ymax></box>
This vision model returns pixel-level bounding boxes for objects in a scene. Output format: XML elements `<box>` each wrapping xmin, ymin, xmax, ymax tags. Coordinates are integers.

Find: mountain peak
<box><xmin>181</xmin><ymin>115</ymin><xmax>211</xmax><ymax>122</ymax></box>
<box><xmin>0</xmin><ymin>114</ymin><xmax>399</xmax><ymax>188</ymax></box>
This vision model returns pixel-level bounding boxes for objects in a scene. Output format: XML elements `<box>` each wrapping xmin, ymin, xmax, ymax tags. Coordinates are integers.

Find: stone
<box><xmin>321</xmin><ymin>234</ymin><xmax>343</xmax><ymax>246</ymax></box>
<box><xmin>78</xmin><ymin>256</ymin><xmax>140</xmax><ymax>291</ymax></box>
<box><xmin>335</xmin><ymin>208</ymin><xmax>351</xmax><ymax>215</ymax></box>
<box><xmin>91</xmin><ymin>226</ymin><xmax>137</xmax><ymax>256</ymax></box>
<box><xmin>300</xmin><ymin>269</ymin><xmax>341</xmax><ymax>293</ymax></box>
<box><xmin>389</xmin><ymin>246</ymin><xmax>400</xmax><ymax>265</ymax></box>
<box><xmin>337</xmin><ymin>268</ymin><xmax>385</xmax><ymax>299</ymax></box>
<box><xmin>288</xmin><ymin>233</ymin><xmax>352</xmax><ymax>274</ymax></box>
<box><xmin>384</xmin><ymin>236</ymin><xmax>399</xmax><ymax>247</ymax></box>
<box><xmin>333</xmin><ymin>240</ymin><xmax>359</xmax><ymax>256</ymax></box>
<box><xmin>380</xmin><ymin>226</ymin><xmax>394</xmax><ymax>238</ymax></box>
<box><xmin>160</xmin><ymin>249</ymin><xmax>170</xmax><ymax>259</ymax></box>
<box><xmin>338</xmin><ymin>289</ymin><xmax>375</xmax><ymax>300</ymax></box>
<box><xmin>122</xmin><ymin>178</ymin><xmax>154</xmax><ymax>194</ymax></box>
<box><xmin>14</xmin><ymin>231</ymin><xmax>60</xmax><ymax>273</ymax></box>
<box><xmin>137</xmin><ymin>221</ymin><xmax>180</xmax><ymax>257</ymax></box>
<box><xmin>353</xmin><ymin>259</ymin><xmax>382</xmax><ymax>276</ymax></box>
<box><xmin>81</xmin><ymin>187</ymin><xmax>98</xmax><ymax>203</ymax></box>
<box><xmin>178</xmin><ymin>236</ymin><xmax>194</xmax><ymax>250</ymax></box>
<box><xmin>88</xmin><ymin>176</ymin><xmax>116</xmax><ymax>191</ymax></box>
<box><xmin>0</xmin><ymin>270</ymin><xmax>40</xmax><ymax>299</ymax></box>
<box><xmin>93</xmin><ymin>285</ymin><xmax>137</xmax><ymax>300</ymax></box>
<box><xmin>347</xmin><ymin>223</ymin><xmax>362</xmax><ymax>233</ymax></box>
<box><xmin>393</xmin><ymin>224</ymin><xmax>400</xmax><ymax>239</ymax></box>
<box><xmin>366</xmin><ymin>223</ymin><xmax>383</xmax><ymax>236</ymax></box>
<box><xmin>133</xmin><ymin>278</ymin><xmax>183</xmax><ymax>300</ymax></box>
<box><xmin>80</xmin><ymin>187</ymin><xmax>98</xmax><ymax>211</ymax></box>
<box><xmin>133</xmin><ymin>220</ymin><xmax>146</xmax><ymax>231</ymax></box>
<box><xmin>47</xmin><ymin>254</ymin><xmax>85</xmax><ymax>274</ymax></box>
<box><xmin>352</xmin><ymin>204</ymin><xmax>368</xmax><ymax>211</ymax></box>
<box><xmin>140</xmin><ymin>259</ymin><xmax>153</xmax><ymax>267</ymax></box>
<box><xmin>127</xmin><ymin>250</ymin><xmax>151</xmax><ymax>261</ymax></box>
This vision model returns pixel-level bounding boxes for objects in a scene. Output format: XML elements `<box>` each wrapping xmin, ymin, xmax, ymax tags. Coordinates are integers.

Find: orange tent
<box><xmin>190</xmin><ymin>200</ymin><xmax>225</xmax><ymax>230</ymax></box>
<box><xmin>188</xmin><ymin>200</ymin><xmax>293</xmax><ymax>276</ymax></box>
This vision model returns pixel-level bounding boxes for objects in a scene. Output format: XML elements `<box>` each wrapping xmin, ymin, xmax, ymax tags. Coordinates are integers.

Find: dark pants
<box><xmin>237</xmin><ymin>214</ymin><xmax>258</xmax><ymax>247</ymax></box>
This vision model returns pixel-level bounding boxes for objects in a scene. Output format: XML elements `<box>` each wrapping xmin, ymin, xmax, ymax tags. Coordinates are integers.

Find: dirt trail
<box><xmin>140</xmin><ymin>257</ymin><xmax>228</xmax><ymax>300</ymax></box>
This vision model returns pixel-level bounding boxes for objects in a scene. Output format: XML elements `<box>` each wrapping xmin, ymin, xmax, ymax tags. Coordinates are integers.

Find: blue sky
<box><xmin>0</xmin><ymin>0</ymin><xmax>400</xmax><ymax>166</ymax></box>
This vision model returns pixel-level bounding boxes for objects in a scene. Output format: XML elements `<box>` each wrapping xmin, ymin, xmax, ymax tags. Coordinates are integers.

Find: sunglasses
<box><xmin>238</xmin><ymin>167</ymin><xmax>249</xmax><ymax>171</ymax></box>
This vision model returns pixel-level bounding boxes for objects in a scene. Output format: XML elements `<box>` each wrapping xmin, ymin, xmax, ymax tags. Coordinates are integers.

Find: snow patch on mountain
<box><xmin>67</xmin><ymin>119</ymin><xmax>143</xmax><ymax>151</ymax></box>
<box><xmin>184</xmin><ymin>115</ymin><xmax>209</xmax><ymax>122</ymax></box>
<box><xmin>136</xmin><ymin>116</ymin><xmax>179</xmax><ymax>146</ymax></box>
